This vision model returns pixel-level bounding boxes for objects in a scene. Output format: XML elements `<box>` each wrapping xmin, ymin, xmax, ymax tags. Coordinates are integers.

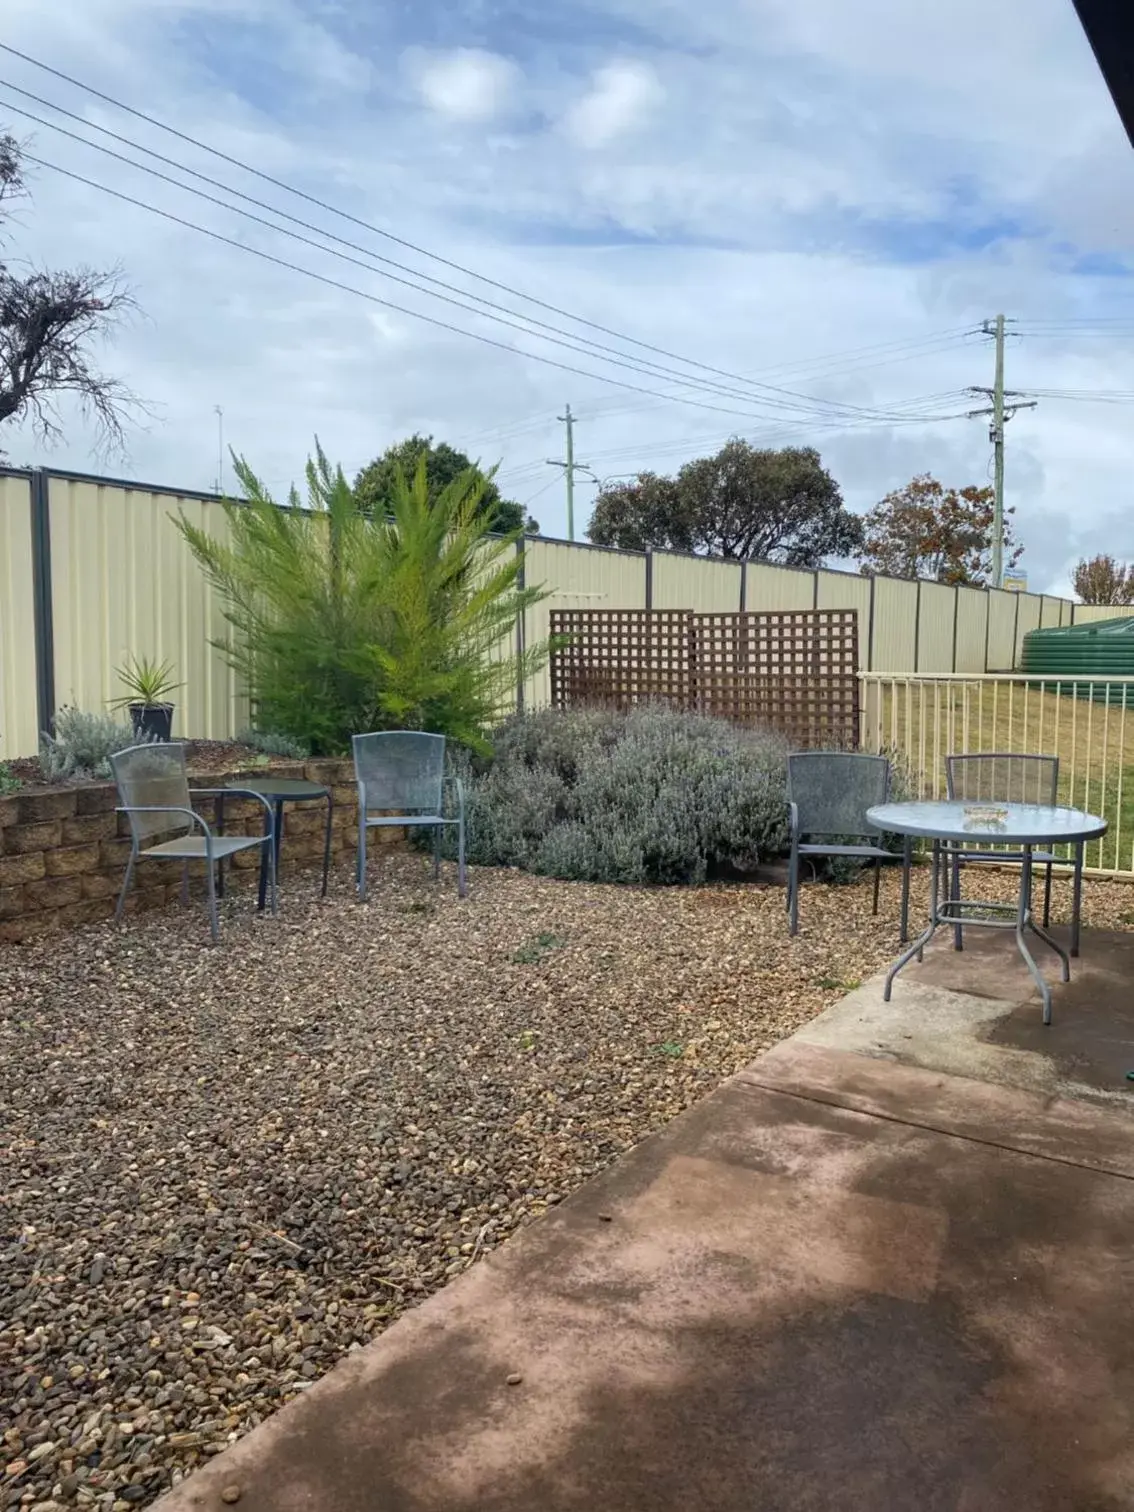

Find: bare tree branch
<box><xmin>0</xmin><ymin>131</ymin><xmax>144</xmax><ymax>455</ymax></box>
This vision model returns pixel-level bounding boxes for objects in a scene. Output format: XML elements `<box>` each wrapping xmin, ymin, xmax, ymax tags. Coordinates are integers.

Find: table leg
<box><xmin>321</xmin><ymin>792</ymin><xmax>333</xmax><ymax>897</ymax></box>
<box><xmin>950</xmin><ymin>842</ymin><xmax>963</xmax><ymax>952</ymax></box>
<box><xmin>258</xmin><ymin>800</ymin><xmax>282</xmax><ymax>913</ymax></box>
<box><xmin>1071</xmin><ymin>841</ymin><xmax>1084</xmax><ymax>958</ymax></box>
<box><xmin>884</xmin><ymin>838</ymin><xmax>941</xmax><ymax>1002</ymax></box>
<box><xmin>899</xmin><ymin>835</ymin><xmax>911</xmax><ymax>944</ymax></box>
<box><xmin>1014</xmin><ymin>845</ymin><xmax>1055</xmax><ymax>1025</ymax></box>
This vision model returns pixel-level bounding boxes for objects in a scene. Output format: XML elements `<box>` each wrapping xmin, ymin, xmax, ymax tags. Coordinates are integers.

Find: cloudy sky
<box><xmin>3</xmin><ymin>0</ymin><xmax>1134</xmax><ymax>591</ymax></box>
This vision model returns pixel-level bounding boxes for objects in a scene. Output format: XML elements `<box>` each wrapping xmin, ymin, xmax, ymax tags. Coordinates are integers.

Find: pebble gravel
<box><xmin>2</xmin><ymin>854</ymin><xmax>1130</xmax><ymax>1509</ymax></box>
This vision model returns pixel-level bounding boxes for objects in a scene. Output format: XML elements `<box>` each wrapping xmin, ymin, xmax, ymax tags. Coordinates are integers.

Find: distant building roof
<box><xmin>1073</xmin><ymin>0</ymin><xmax>1134</xmax><ymax>147</ymax></box>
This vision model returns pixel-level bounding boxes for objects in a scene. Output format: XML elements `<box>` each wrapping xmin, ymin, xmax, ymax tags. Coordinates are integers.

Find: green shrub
<box><xmin>39</xmin><ymin>707</ymin><xmax>135</xmax><ymax>780</ymax></box>
<box><xmin>177</xmin><ymin>443</ymin><xmax>551</xmax><ymax>756</ymax></box>
<box><xmin>434</xmin><ymin>706</ymin><xmax>790</xmax><ymax>885</ymax></box>
<box><xmin>235</xmin><ymin>726</ymin><xmax>310</xmax><ymax>760</ymax></box>
<box><xmin>0</xmin><ymin>761</ymin><xmax>19</xmax><ymax>795</ymax></box>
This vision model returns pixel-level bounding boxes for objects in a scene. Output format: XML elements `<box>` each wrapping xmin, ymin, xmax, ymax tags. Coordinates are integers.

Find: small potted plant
<box><xmin>110</xmin><ymin>655</ymin><xmax>183</xmax><ymax>742</ymax></box>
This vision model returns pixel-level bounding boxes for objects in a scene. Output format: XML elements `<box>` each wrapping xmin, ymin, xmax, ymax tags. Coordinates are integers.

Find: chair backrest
<box><xmin>110</xmin><ymin>742</ymin><xmax>193</xmax><ymax>843</ymax></box>
<box><xmin>788</xmin><ymin>751</ymin><xmax>890</xmax><ymax>837</ymax></box>
<box><xmin>946</xmin><ymin>753</ymin><xmax>1058</xmax><ymax>806</ymax></box>
<box><xmin>352</xmin><ymin>731</ymin><xmax>446</xmax><ymax>813</ymax></box>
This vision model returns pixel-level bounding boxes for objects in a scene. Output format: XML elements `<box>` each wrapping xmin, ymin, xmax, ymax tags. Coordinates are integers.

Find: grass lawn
<box><xmin>867</xmin><ymin>679</ymin><xmax>1134</xmax><ymax>873</ymax></box>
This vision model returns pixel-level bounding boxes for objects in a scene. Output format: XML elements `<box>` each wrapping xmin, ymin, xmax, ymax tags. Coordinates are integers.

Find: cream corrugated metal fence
<box><xmin>0</xmin><ymin>472</ymin><xmax>38</xmax><ymax>761</ymax></box>
<box><xmin>5</xmin><ymin>464</ymin><xmax>1134</xmax><ymax>767</ymax></box>
<box><xmin>48</xmin><ymin>475</ymin><xmax>248</xmax><ymax>741</ymax></box>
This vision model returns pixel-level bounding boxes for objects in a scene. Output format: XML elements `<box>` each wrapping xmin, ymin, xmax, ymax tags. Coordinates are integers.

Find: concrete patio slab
<box><xmin>156</xmin><ymin>1017</ymin><xmax>1134</xmax><ymax>1512</ymax></box>
<box><xmin>794</xmin><ymin>923</ymin><xmax>1134</xmax><ymax>1108</ymax></box>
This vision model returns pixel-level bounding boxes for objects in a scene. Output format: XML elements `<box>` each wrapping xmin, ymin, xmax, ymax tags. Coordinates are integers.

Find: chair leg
<box><xmin>433</xmin><ymin>824</ymin><xmax>442</xmax><ymax>882</ymax></box>
<box><xmin>357</xmin><ymin>818</ymin><xmax>368</xmax><ymax>902</ymax></box>
<box><xmin>1042</xmin><ymin>861</ymin><xmax>1053</xmax><ymax>931</ymax></box>
<box><xmin>457</xmin><ymin>815</ymin><xmax>467</xmax><ymax>899</ymax></box>
<box><xmin>871</xmin><ymin>858</ymin><xmax>881</xmax><ymax>915</ymax></box>
<box><xmin>205</xmin><ymin>846</ymin><xmax>220</xmax><ymax>945</ymax></box>
<box><xmin>788</xmin><ymin>846</ymin><xmax>800</xmax><ymax>937</ymax></box>
<box><xmin>321</xmin><ymin>795</ymin><xmax>333</xmax><ymax>898</ymax></box>
<box><xmin>267</xmin><ymin>835</ymin><xmax>278</xmax><ymax>916</ymax></box>
<box><xmin>115</xmin><ymin>850</ymin><xmax>137</xmax><ymax>923</ymax></box>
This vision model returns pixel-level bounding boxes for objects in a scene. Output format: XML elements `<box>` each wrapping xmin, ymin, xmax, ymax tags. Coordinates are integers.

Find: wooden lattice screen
<box><xmin>550</xmin><ymin>608</ymin><xmax>860</xmax><ymax>749</ymax></box>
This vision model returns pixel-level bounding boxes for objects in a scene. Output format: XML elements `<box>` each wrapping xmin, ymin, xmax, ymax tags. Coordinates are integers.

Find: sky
<box><xmin>3</xmin><ymin>0</ymin><xmax>1134</xmax><ymax>593</ymax></box>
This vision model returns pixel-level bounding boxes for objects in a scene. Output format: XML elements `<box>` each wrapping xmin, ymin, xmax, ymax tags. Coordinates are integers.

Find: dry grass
<box><xmin>1</xmin><ymin>853</ymin><xmax>1131</xmax><ymax>1508</ymax></box>
<box><xmin>869</xmin><ymin>679</ymin><xmax>1134</xmax><ymax>872</ymax></box>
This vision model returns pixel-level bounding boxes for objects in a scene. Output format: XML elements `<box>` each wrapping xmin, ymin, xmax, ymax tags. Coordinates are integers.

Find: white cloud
<box><xmin>407</xmin><ymin>48</ymin><xmax>520</xmax><ymax>124</ymax></box>
<box><xmin>2</xmin><ymin>0</ymin><xmax>1134</xmax><ymax>592</ymax></box>
<box><xmin>563</xmin><ymin>61</ymin><xmax>664</xmax><ymax>149</ymax></box>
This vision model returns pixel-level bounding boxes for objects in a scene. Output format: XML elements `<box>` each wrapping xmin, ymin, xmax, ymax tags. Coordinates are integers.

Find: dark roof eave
<box><xmin>1072</xmin><ymin>0</ymin><xmax>1134</xmax><ymax>149</ymax></box>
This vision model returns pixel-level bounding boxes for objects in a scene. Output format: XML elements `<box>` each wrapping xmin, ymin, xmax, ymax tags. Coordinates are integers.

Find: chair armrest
<box><xmin>190</xmin><ymin>787</ymin><xmax>275</xmax><ymax>826</ymax></box>
<box><xmin>117</xmin><ymin>805</ymin><xmax>214</xmax><ymax>840</ymax></box>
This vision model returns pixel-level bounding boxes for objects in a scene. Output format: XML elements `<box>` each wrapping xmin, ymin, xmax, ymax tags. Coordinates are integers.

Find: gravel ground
<box><xmin>2</xmin><ymin>855</ymin><xmax>1131</xmax><ymax>1510</ymax></box>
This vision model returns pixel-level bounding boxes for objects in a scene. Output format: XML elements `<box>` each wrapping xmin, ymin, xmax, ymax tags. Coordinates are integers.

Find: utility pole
<box><xmin>214</xmin><ymin>405</ymin><xmax>225</xmax><ymax>495</ymax></box>
<box><xmin>546</xmin><ymin>405</ymin><xmax>594</xmax><ymax>541</ymax></box>
<box><xmin>967</xmin><ymin>317</ymin><xmax>1035</xmax><ymax>589</ymax></box>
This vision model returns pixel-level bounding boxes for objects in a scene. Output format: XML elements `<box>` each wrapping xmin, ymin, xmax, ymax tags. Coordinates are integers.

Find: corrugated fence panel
<box><xmin>651</xmin><ymin>552</ymin><xmax>742</xmax><ymax>612</ymax></box>
<box><xmin>1013</xmin><ymin>593</ymin><xmax>1043</xmax><ymax>662</ymax></box>
<box><xmin>917</xmin><ymin>581</ymin><xmax>955</xmax><ymax>672</ymax></box>
<box><xmin>744</xmin><ymin>563</ymin><xmax>815</xmax><ymax>612</ymax></box>
<box><xmin>987</xmin><ymin>591</ymin><xmax>1018</xmax><ymax>670</ymax></box>
<box><xmin>1072</xmin><ymin>603</ymin><xmax>1134</xmax><ymax>624</ymax></box>
<box><xmin>815</xmin><ymin>571</ymin><xmax>871</xmax><ymax>663</ymax></box>
<box><xmin>870</xmin><ymin>577</ymin><xmax>918</xmax><ymax>673</ymax></box>
<box><xmin>48</xmin><ymin>478</ymin><xmax>246</xmax><ymax>740</ymax></box>
<box><xmin>1040</xmin><ymin>594</ymin><xmax>1064</xmax><ymax>628</ymax></box>
<box><xmin>0</xmin><ymin>473</ymin><xmax>39</xmax><ymax>758</ymax></box>
<box><xmin>954</xmin><ymin>586</ymin><xmax>988</xmax><ymax>673</ymax></box>
<box><xmin>523</xmin><ymin>539</ymin><xmax>646</xmax><ymax>708</ymax></box>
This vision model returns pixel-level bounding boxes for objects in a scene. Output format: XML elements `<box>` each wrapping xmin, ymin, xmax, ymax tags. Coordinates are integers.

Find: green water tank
<box><xmin>1020</xmin><ymin>616</ymin><xmax>1134</xmax><ymax>704</ymax></box>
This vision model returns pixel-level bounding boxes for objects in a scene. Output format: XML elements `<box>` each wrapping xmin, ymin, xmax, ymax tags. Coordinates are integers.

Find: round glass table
<box><xmin>865</xmin><ymin>800</ymin><xmax>1107</xmax><ymax>1025</ymax></box>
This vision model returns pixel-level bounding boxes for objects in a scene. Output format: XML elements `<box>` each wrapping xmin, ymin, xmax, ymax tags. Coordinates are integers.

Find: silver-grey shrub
<box><xmin>447</xmin><ymin>705</ymin><xmax>790</xmax><ymax>885</ymax></box>
<box><xmin>39</xmin><ymin>707</ymin><xmax>136</xmax><ymax>780</ymax></box>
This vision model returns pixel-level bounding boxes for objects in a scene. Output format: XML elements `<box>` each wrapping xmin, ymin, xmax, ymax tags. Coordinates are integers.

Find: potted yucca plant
<box><xmin>109</xmin><ymin>655</ymin><xmax>183</xmax><ymax>742</ymax></box>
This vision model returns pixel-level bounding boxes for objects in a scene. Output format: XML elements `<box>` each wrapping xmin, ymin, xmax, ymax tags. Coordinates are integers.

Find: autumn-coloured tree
<box><xmin>1071</xmin><ymin>554</ymin><xmax>1134</xmax><ymax>605</ymax></box>
<box><xmin>859</xmin><ymin>474</ymin><xmax>1021</xmax><ymax>585</ymax></box>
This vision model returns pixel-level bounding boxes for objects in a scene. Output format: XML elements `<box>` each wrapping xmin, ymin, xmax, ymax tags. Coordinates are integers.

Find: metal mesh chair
<box><xmin>945</xmin><ymin>753</ymin><xmax>1081</xmax><ymax>953</ymax></box>
<box><xmin>787</xmin><ymin>752</ymin><xmax>907</xmax><ymax>937</ymax></box>
<box><xmin>110</xmin><ymin>743</ymin><xmax>276</xmax><ymax>943</ymax></box>
<box><xmin>352</xmin><ymin>732</ymin><xmax>466</xmax><ymax>901</ymax></box>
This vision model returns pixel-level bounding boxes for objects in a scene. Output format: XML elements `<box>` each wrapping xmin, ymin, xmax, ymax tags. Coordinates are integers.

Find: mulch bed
<box><xmin>1</xmin><ymin>857</ymin><xmax>1129</xmax><ymax>1508</ymax></box>
<box><xmin>4</xmin><ymin>742</ymin><xmax>297</xmax><ymax>795</ymax></box>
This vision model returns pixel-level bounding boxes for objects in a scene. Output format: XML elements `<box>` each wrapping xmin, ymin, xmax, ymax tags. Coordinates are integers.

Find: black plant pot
<box><xmin>130</xmin><ymin>702</ymin><xmax>174</xmax><ymax>742</ymax></box>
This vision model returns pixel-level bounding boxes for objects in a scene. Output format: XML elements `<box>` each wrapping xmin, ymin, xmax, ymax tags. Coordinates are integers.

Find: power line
<box><xmin>2</xmin><ymin>82</ymin><xmax>910</xmax><ymax>424</ymax></box>
<box><xmin>0</xmin><ymin>53</ymin><xmax>988</xmax><ymax>428</ymax></box>
<box><xmin>32</xmin><ymin>150</ymin><xmax>935</xmax><ymax>428</ymax></box>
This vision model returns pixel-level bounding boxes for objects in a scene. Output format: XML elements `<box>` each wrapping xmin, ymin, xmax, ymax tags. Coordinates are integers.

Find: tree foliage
<box><xmin>1072</xmin><ymin>554</ymin><xmax>1134</xmax><ymax>605</ymax></box>
<box><xmin>587</xmin><ymin>440</ymin><xmax>860</xmax><ymax>564</ymax></box>
<box><xmin>177</xmin><ymin>445</ymin><xmax>550</xmax><ymax>756</ymax></box>
<box><xmin>0</xmin><ymin>131</ymin><xmax>140</xmax><ymax>451</ymax></box>
<box><xmin>353</xmin><ymin>434</ymin><xmax>532</xmax><ymax>534</ymax></box>
<box><xmin>859</xmin><ymin>474</ymin><xmax>1021</xmax><ymax>585</ymax></box>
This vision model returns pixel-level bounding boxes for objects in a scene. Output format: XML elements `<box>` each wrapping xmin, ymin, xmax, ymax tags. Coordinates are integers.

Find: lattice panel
<box><xmin>550</xmin><ymin>607</ymin><xmax>859</xmax><ymax>748</ymax></box>
<box><xmin>550</xmin><ymin>610</ymin><xmax>694</xmax><ymax>711</ymax></box>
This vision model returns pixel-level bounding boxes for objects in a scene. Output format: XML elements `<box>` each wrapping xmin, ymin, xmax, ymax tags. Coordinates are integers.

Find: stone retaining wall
<box><xmin>0</xmin><ymin>760</ymin><xmax>398</xmax><ymax>944</ymax></box>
